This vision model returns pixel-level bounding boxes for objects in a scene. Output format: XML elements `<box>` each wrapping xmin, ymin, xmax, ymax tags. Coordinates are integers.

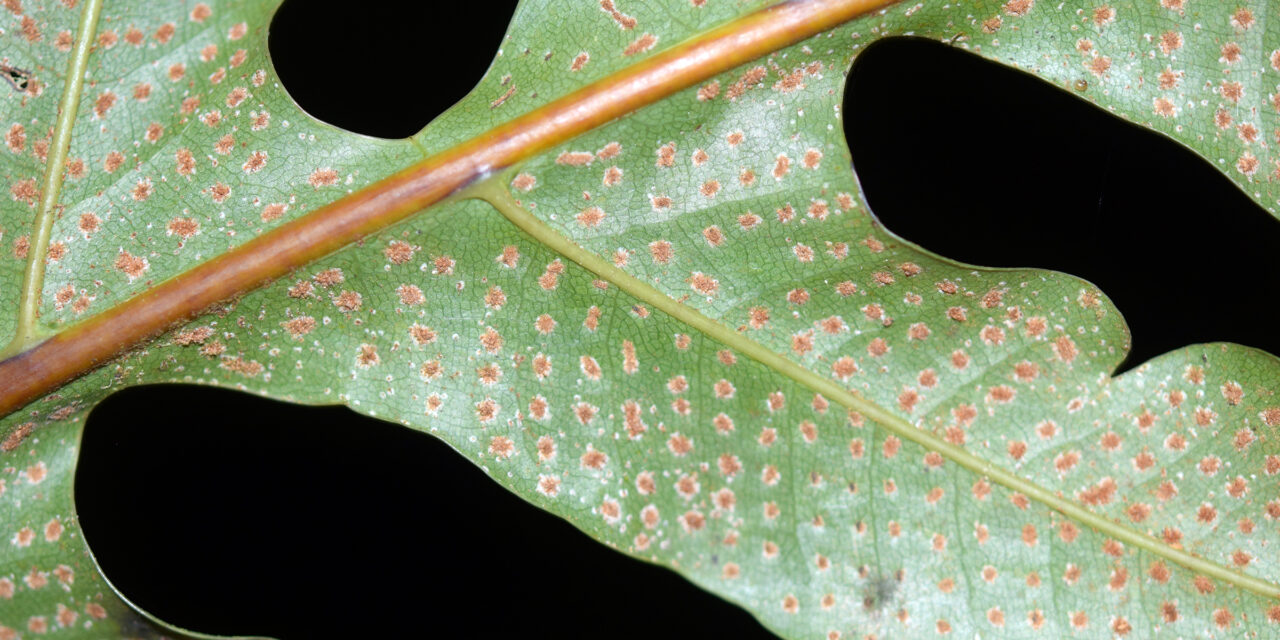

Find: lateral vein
<box><xmin>475</xmin><ymin>180</ymin><xmax>1280</xmax><ymax>603</ymax></box>
<box><xmin>5</xmin><ymin>0</ymin><xmax>105</xmax><ymax>357</ymax></box>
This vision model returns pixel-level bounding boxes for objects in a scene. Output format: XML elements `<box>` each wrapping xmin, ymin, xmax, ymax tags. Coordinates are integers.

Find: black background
<box><xmin>75</xmin><ymin>1</ymin><xmax>1280</xmax><ymax>639</ymax></box>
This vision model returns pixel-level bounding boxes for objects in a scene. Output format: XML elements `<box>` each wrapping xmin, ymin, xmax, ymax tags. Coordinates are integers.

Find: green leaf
<box><xmin>3</xmin><ymin>1</ymin><xmax>1280</xmax><ymax>638</ymax></box>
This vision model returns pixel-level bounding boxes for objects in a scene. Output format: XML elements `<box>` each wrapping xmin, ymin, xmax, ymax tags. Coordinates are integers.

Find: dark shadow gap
<box><xmin>268</xmin><ymin>0</ymin><xmax>519</xmax><ymax>139</ymax></box>
<box><xmin>845</xmin><ymin>37</ymin><xmax>1280</xmax><ymax>373</ymax></box>
<box><xmin>76</xmin><ymin>385</ymin><xmax>777</xmax><ymax>640</ymax></box>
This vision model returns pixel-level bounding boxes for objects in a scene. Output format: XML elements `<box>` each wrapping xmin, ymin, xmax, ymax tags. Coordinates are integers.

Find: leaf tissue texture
<box><xmin>2</xmin><ymin>1</ymin><xmax>1280</xmax><ymax>639</ymax></box>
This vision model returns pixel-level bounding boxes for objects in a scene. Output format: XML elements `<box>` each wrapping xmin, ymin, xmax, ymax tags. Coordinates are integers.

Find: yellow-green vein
<box><xmin>5</xmin><ymin>0</ymin><xmax>105</xmax><ymax>357</ymax></box>
<box><xmin>472</xmin><ymin>179</ymin><xmax>1280</xmax><ymax>603</ymax></box>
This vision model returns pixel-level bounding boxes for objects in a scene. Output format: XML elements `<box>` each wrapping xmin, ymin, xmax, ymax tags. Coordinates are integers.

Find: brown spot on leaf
<box><xmin>166</xmin><ymin>218</ymin><xmax>199</xmax><ymax>239</ymax></box>
<box><xmin>309</xmin><ymin>168</ymin><xmax>339</xmax><ymax>188</ymax></box>
<box><xmin>1158</xmin><ymin>31</ymin><xmax>1182</xmax><ymax>55</ymax></box>
<box><xmin>93</xmin><ymin>91</ymin><xmax>116</xmax><ymax>118</ymax></box>
<box><xmin>114</xmin><ymin>251</ymin><xmax>148</xmax><ymax>280</ymax></box>
<box><xmin>623</xmin><ymin>33</ymin><xmax>656</xmax><ymax>56</ymax></box>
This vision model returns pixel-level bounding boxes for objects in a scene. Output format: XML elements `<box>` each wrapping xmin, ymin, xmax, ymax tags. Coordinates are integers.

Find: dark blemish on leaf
<box><xmin>1</xmin><ymin>64</ymin><xmax>31</xmax><ymax>92</ymax></box>
<box><xmin>860</xmin><ymin>569</ymin><xmax>901</xmax><ymax>614</ymax></box>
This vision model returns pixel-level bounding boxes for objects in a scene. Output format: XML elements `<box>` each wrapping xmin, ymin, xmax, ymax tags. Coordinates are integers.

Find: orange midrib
<box><xmin>0</xmin><ymin>0</ymin><xmax>896</xmax><ymax>416</ymax></box>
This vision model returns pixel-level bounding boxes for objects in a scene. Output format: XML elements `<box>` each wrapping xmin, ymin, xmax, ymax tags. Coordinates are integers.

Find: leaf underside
<box><xmin>2</xmin><ymin>1</ymin><xmax>1279</xmax><ymax>639</ymax></box>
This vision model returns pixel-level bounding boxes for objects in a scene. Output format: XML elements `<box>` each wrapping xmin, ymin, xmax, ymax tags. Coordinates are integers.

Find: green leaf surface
<box><xmin>3</xmin><ymin>1</ymin><xmax>1280</xmax><ymax>638</ymax></box>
